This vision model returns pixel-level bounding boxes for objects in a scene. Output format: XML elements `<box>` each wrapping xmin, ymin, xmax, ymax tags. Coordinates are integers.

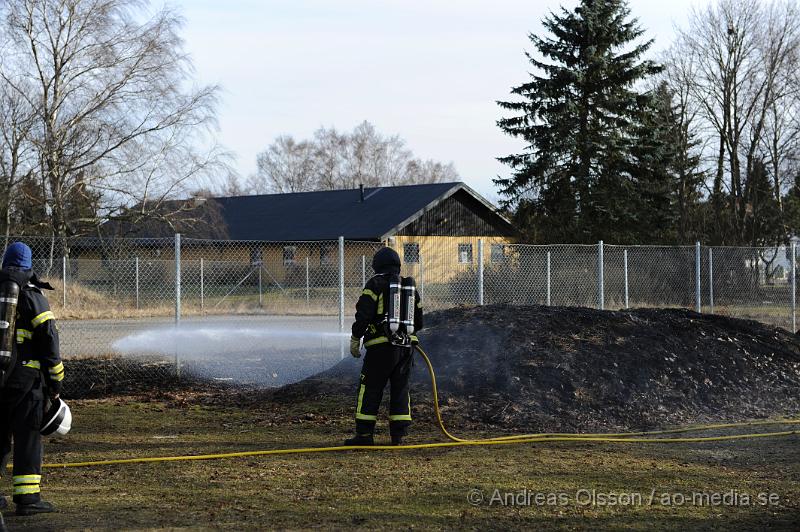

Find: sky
<box><xmin>173</xmin><ymin>0</ymin><xmax>707</xmax><ymax>203</ymax></box>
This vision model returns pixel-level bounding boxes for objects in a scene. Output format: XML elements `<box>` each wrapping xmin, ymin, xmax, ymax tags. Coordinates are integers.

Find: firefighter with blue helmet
<box><xmin>0</xmin><ymin>242</ymin><xmax>63</xmax><ymax>515</ymax></box>
<box><xmin>346</xmin><ymin>246</ymin><xmax>423</xmax><ymax>446</ymax></box>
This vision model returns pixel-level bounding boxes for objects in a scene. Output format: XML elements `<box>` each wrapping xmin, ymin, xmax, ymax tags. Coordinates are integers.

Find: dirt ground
<box><xmin>4</xmin><ymin>304</ymin><xmax>798</xmax><ymax>530</ymax></box>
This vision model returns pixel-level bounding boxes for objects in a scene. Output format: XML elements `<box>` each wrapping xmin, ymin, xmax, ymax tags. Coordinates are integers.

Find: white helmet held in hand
<box><xmin>41</xmin><ymin>398</ymin><xmax>72</xmax><ymax>436</ymax></box>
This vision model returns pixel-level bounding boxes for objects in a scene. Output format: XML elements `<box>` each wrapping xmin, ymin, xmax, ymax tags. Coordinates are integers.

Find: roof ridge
<box><xmin>211</xmin><ymin>181</ymin><xmax>461</xmax><ymax>201</ymax></box>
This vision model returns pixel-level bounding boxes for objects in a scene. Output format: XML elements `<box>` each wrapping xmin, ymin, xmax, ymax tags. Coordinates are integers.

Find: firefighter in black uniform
<box><xmin>345</xmin><ymin>247</ymin><xmax>423</xmax><ymax>446</ymax></box>
<box><xmin>0</xmin><ymin>242</ymin><xmax>63</xmax><ymax>515</ymax></box>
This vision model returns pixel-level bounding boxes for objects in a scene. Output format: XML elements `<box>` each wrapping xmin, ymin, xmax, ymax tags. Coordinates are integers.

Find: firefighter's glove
<box><xmin>47</xmin><ymin>382</ymin><xmax>62</xmax><ymax>401</ymax></box>
<box><xmin>350</xmin><ymin>337</ymin><xmax>362</xmax><ymax>358</ymax></box>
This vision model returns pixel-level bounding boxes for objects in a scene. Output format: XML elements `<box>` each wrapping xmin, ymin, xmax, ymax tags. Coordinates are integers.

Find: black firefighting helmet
<box><xmin>372</xmin><ymin>247</ymin><xmax>401</xmax><ymax>275</ymax></box>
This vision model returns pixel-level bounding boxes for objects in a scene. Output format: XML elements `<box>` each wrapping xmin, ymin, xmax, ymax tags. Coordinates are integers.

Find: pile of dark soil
<box><xmin>277</xmin><ymin>305</ymin><xmax>800</xmax><ymax>432</ymax></box>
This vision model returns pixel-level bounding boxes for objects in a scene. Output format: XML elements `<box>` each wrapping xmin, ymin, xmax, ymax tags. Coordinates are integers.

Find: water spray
<box><xmin>112</xmin><ymin>325</ymin><xmax>351</xmax><ymax>385</ymax></box>
<box><xmin>113</xmin><ymin>326</ymin><xmax>350</xmax><ymax>358</ymax></box>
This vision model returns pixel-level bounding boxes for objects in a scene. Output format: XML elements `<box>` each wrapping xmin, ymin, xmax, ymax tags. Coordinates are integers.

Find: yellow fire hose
<box><xmin>7</xmin><ymin>345</ymin><xmax>797</xmax><ymax>470</ymax></box>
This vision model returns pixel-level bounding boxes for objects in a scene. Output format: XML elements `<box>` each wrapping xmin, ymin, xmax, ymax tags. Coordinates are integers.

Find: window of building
<box><xmin>404</xmin><ymin>243</ymin><xmax>420</xmax><ymax>264</ymax></box>
<box><xmin>491</xmin><ymin>243</ymin><xmax>508</xmax><ymax>263</ymax></box>
<box><xmin>283</xmin><ymin>246</ymin><xmax>296</xmax><ymax>266</ymax></box>
<box><xmin>250</xmin><ymin>248</ymin><xmax>262</xmax><ymax>265</ymax></box>
<box><xmin>458</xmin><ymin>243</ymin><xmax>473</xmax><ymax>264</ymax></box>
<box><xmin>320</xmin><ymin>244</ymin><xmax>333</xmax><ymax>266</ymax></box>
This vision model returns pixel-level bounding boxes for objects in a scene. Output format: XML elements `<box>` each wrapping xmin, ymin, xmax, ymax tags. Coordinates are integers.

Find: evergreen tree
<box><xmin>628</xmin><ymin>83</ymin><xmax>705</xmax><ymax>243</ymax></box>
<box><xmin>11</xmin><ymin>172</ymin><xmax>48</xmax><ymax>235</ymax></box>
<box><xmin>63</xmin><ymin>172</ymin><xmax>102</xmax><ymax>237</ymax></box>
<box><xmin>496</xmin><ymin>0</ymin><xmax>660</xmax><ymax>243</ymax></box>
<box><xmin>628</xmin><ymin>85</ymin><xmax>674</xmax><ymax>242</ymax></box>
<box><xmin>665</xmin><ymin>89</ymin><xmax>706</xmax><ymax>244</ymax></box>
<box><xmin>746</xmin><ymin>159</ymin><xmax>785</xmax><ymax>246</ymax></box>
<box><xmin>782</xmin><ymin>176</ymin><xmax>800</xmax><ymax>241</ymax></box>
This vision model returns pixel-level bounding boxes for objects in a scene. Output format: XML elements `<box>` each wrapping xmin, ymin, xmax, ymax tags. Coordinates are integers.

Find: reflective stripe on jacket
<box><xmin>12</xmin><ymin>284</ymin><xmax>64</xmax><ymax>389</ymax></box>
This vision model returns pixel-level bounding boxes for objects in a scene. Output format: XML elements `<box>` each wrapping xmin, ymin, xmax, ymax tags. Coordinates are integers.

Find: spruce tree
<box><xmin>628</xmin><ymin>83</ymin><xmax>703</xmax><ymax>243</ymax></box>
<box><xmin>745</xmin><ymin>159</ymin><xmax>784</xmax><ymax>247</ymax></box>
<box><xmin>496</xmin><ymin>0</ymin><xmax>660</xmax><ymax>243</ymax></box>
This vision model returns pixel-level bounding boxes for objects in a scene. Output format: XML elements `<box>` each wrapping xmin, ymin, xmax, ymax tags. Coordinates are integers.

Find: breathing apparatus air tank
<box><xmin>0</xmin><ymin>279</ymin><xmax>20</xmax><ymax>386</ymax></box>
<box><xmin>387</xmin><ymin>274</ymin><xmax>402</xmax><ymax>333</ymax></box>
<box><xmin>401</xmin><ymin>276</ymin><xmax>416</xmax><ymax>335</ymax></box>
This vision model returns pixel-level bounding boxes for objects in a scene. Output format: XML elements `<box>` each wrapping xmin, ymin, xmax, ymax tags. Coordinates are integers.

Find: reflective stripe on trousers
<box><xmin>13</xmin><ymin>474</ymin><xmax>41</xmax><ymax>496</ymax></box>
<box><xmin>355</xmin><ymin>381</ymin><xmax>377</xmax><ymax>421</ymax></box>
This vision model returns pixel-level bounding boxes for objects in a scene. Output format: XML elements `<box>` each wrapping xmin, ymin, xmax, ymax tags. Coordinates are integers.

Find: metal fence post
<box><xmin>135</xmin><ymin>256</ymin><xmax>140</xmax><ymax>310</ymax></box>
<box><xmin>62</xmin><ymin>256</ymin><xmax>67</xmax><ymax>308</ymax></box>
<box><xmin>175</xmin><ymin>234</ymin><xmax>181</xmax><ymax>323</ymax></box>
<box><xmin>200</xmin><ymin>257</ymin><xmax>204</xmax><ymax>314</ymax></box>
<box><xmin>708</xmin><ymin>248</ymin><xmax>714</xmax><ymax>314</ymax></box>
<box><xmin>792</xmin><ymin>242</ymin><xmax>797</xmax><ymax>333</ymax></box>
<box><xmin>623</xmin><ymin>249</ymin><xmax>629</xmax><ymax>309</ymax></box>
<box><xmin>419</xmin><ymin>253</ymin><xmax>425</xmax><ymax>300</ymax></box>
<box><xmin>338</xmin><ymin>236</ymin><xmax>345</xmax><ymax>358</ymax></box>
<box><xmin>546</xmin><ymin>250</ymin><xmax>551</xmax><ymax>306</ymax></box>
<box><xmin>361</xmin><ymin>255</ymin><xmax>366</xmax><ymax>287</ymax></box>
<box><xmin>477</xmin><ymin>239</ymin><xmax>484</xmax><ymax>305</ymax></box>
<box><xmin>695</xmin><ymin>241</ymin><xmax>701</xmax><ymax>313</ymax></box>
<box><xmin>305</xmin><ymin>256</ymin><xmax>310</xmax><ymax>304</ymax></box>
<box><xmin>598</xmin><ymin>240</ymin><xmax>604</xmax><ymax>310</ymax></box>
<box><xmin>174</xmin><ymin>233</ymin><xmax>181</xmax><ymax>378</ymax></box>
<box><xmin>258</xmin><ymin>257</ymin><xmax>263</xmax><ymax>309</ymax></box>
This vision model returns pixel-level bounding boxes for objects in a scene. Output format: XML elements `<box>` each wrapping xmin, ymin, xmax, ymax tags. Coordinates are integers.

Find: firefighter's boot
<box><xmin>15</xmin><ymin>499</ymin><xmax>56</xmax><ymax>516</ymax></box>
<box><xmin>343</xmin><ymin>433</ymin><xmax>374</xmax><ymax>446</ymax></box>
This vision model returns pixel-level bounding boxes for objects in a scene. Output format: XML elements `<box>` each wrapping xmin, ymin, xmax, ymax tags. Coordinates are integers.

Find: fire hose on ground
<box><xmin>5</xmin><ymin>345</ymin><xmax>798</xmax><ymax>470</ymax></box>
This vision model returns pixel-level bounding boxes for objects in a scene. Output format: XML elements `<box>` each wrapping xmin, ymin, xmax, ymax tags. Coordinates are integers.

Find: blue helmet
<box><xmin>2</xmin><ymin>242</ymin><xmax>32</xmax><ymax>270</ymax></box>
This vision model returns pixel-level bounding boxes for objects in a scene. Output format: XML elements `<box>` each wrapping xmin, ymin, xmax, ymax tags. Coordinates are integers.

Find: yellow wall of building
<box><xmin>389</xmin><ymin>235</ymin><xmax>515</xmax><ymax>283</ymax></box>
<box><xmin>71</xmin><ymin>236</ymin><xmax>515</xmax><ymax>286</ymax></box>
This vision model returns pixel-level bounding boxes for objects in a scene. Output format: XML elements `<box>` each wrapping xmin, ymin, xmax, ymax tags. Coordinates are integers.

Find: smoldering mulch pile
<box><xmin>275</xmin><ymin>305</ymin><xmax>800</xmax><ymax>432</ymax></box>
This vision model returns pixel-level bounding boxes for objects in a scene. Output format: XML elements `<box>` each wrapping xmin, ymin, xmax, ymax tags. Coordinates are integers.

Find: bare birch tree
<box><xmin>0</xmin><ymin>0</ymin><xmax>223</xmax><ymax>249</ymax></box>
<box><xmin>669</xmin><ymin>0</ymin><xmax>800</xmax><ymax>244</ymax></box>
<box><xmin>249</xmin><ymin>121</ymin><xmax>459</xmax><ymax>194</ymax></box>
<box><xmin>312</xmin><ymin>126</ymin><xmax>348</xmax><ymax>190</ymax></box>
<box><xmin>248</xmin><ymin>136</ymin><xmax>317</xmax><ymax>194</ymax></box>
<box><xmin>661</xmin><ymin>45</ymin><xmax>708</xmax><ymax>241</ymax></box>
<box><xmin>0</xmin><ymin>75</ymin><xmax>37</xmax><ymax>245</ymax></box>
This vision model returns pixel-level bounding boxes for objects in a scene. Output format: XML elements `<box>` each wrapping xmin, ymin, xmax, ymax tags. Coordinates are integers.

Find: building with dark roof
<box><xmin>99</xmin><ymin>182</ymin><xmax>516</xmax><ymax>286</ymax></box>
<box><xmin>200</xmin><ymin>182</ymin><xmax>514</xmax><ymax>242</ymax></box>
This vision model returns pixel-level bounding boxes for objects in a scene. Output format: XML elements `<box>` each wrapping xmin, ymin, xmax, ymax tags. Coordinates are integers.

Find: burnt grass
<box><xmin>273</xmin><ymin>305</ymin><xmax>800</xmax><ymax>433</ymax></box>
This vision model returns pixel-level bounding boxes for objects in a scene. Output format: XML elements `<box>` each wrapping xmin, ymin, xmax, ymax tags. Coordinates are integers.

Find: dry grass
<box><xmin>50</xmin><ymin>280</ymin><xmax>336</xmax><ymax>320</ymax></box>
<box><xmin>1</xmin><ymin>395</ymin><xmax>799</xmax><ymax>531</ymax></box>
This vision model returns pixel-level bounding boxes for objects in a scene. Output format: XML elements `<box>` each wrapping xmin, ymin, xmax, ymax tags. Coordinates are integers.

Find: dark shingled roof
<box><xmin>210</xmin><ymin>182</ymin><xmax>510</xmax><ymax>241</ymax></box>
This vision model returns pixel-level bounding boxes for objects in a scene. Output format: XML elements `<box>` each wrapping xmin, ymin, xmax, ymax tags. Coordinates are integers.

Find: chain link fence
<box><xmin>6</xmin><ymin>235</ymin><xmax>799</xmax><ymax>396</ymax></box>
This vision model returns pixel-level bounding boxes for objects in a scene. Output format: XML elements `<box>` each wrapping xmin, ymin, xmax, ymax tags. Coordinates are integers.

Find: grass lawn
<box><xmin>2</xmin><ymin>395</ymin><xmax>799</xmax><ymax>531</ymax></box>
